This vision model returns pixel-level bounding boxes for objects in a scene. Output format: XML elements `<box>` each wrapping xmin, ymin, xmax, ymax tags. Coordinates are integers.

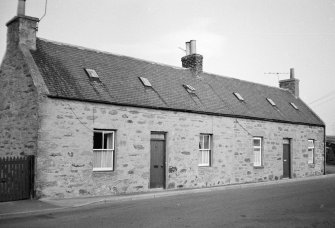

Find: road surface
<box><xmin>1</xmin><ymin>176</ymin><xmax>335</xmax><ymax>227</ymax></box>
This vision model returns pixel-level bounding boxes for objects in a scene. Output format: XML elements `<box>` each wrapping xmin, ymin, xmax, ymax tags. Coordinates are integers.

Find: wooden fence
<box><xmin>0</xmin><ymin>156</ymin><xmax>34</xmax><ymax>202</ymax></box>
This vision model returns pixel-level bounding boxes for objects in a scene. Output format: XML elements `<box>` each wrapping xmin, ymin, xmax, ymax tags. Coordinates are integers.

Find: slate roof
<box><xmin>30</xmin><ymin>38</ymin><xmax>324</xmax><ymax>126</ymax></box>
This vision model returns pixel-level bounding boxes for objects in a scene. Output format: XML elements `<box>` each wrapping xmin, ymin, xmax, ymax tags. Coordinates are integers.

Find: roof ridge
<box><xmin>37</xmin><ymin>37</ymin><xmax>188</xmax><ymax>71</ymax></box>
<box><xmin>203</xmin><ymin>71</ymin><xmax>289</xmax><ymax>93</ymax></box>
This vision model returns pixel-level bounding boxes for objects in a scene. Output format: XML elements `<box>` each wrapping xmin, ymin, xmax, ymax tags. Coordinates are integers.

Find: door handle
<box><xmin>284</xmin><ymin>159</ymin><xmax>287</xmax><ymax>162</ymax></box>
<box><xmin>161</xmin><ymin>165</ymin><xmax>164</xmax><ymax>168</ymax></box>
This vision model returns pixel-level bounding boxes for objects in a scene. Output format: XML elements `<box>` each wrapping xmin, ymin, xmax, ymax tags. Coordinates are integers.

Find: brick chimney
<box><xmin>6</xmin><ymin>0</ymin><xmax>39</xmax><ymax>51</ymax></box>
<box><xmin>279</xmin><ymin>68</ymin><xmax>300</xmax><ymax>97</ymax></box>
<box><xmin>181</xmin><ymin>40</ymin><xmax>203</xmax><ymax>75</ymax></box>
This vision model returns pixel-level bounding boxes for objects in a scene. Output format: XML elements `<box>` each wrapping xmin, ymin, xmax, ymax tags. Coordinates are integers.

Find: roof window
<box><xmin>139</xmin><ymin>77</ymin><xmax>152</xmax><ymax>87</ymax></box>
<box><xmin>290</xmin><ymin>102</ymin><xmax>299</xmax><ymax>110</ymax></box>
<box><xmin>233</xmin><ymin>92</ymin><xmax>244</xmax><ymax>101</ymax></box>
<box><xmin>266</xmin><ymin>98</ymin><xmax>276</xmax><ymax>106</ymax></box>
<box><xmin>85</xmin><ymin>68</ymin><xmax>99</xmax><ymax>78</ymax></box>
<box><xmin>183</xmin><ymin>84</ymin><xmax>196</xmax><ymax>93</ymax></box>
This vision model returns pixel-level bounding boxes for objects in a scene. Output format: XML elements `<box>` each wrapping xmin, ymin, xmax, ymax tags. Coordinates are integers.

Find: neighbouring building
<box><xmin>0</xmin><ymin>1</ymin><xmax>325</xmax><ymax>199</ymax></box>
<box><xmin>326</xmin><ymin>136</ymin><xmax>335</xmax><ymax>163</ymax></box>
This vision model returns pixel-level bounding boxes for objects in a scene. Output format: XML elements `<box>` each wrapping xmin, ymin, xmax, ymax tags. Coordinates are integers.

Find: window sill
<box><xmin>93</xmin><ymin>168</ymin><xmax>114</xmax><ymax>172</ymax></box>
<box><xmin>253</xmin><ymin>166</ymin><xmax>264</xmax><ymax>169</ymax></box>
<box><xmin>198</xmin><ymin>165</ymin><xmax>211</xmax><ymax>168</ymax></box>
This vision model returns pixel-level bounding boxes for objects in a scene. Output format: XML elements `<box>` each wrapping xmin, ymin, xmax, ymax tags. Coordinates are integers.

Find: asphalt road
<box><xmin>1</xmin><ymin>176</ymin><xmax>335</xmax><ymax>228</ymax></box>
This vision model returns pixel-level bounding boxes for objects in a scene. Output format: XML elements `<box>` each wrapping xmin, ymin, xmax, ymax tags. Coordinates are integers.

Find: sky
<box><xmin>1</xmin><ymin>0</ymin><xmax>335</xmax><ymax>135</ymax></box>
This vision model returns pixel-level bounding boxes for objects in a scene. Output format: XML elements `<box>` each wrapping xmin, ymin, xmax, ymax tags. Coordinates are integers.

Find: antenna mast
<box><xmin>39</xmin><ymin>0</ymin><xmax>48</xmax><ymax>22</ymax></box>
<box><xmin>264</xmin><ymin>71</ymin><xmax>289</xmax><ymax>82</ymax></box>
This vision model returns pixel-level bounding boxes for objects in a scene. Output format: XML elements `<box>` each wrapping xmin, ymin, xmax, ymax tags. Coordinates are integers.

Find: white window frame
<box><xmin>183</xmin><ymin>84</ymin><xmax>196</xmax><ymax>94</ymax></box>
<box><xmin>290</xmin><ymin>102</ymin><xmax>299</xmax><ymax>110</ymax></box>
<box><xmin>199</xmin><ymin>134</ymin><xmax>211</xmax><ymax>167</ymax></box>
<box><xmin>308</xmin><ymin>139</ymin><xmax>315</xmax><ymax>164</ymax></box>
<box><xmin>85</xmin><ymin>68</ymin><xmax>99</xmax><ymax>78</ymax></box>
<box><xmin>93</xmin><ymin>130</ymin><xmax>115</xmax><ymax>171</ymax></box>
<box><xmin>233</xmin><ymin>92</ymin><xmax>244</xmax><ymax>101</ymax></box>
<box><xmin>139</xmin><ymin>77</ymin><xmax>152</xmax><ymax>87</ymax></box>
<box><xmin>253</xmin><ymin>137</ymin><xmax>262</xmax><ymax>167</ymax></box>
<box><xmin>266</xmin><ymin>98</ymin><xmax>276</xmax><ymax>106</ymax></box>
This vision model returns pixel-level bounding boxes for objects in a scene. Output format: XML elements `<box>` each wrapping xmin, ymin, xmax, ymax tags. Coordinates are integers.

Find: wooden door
<box><xmin>283</xmin><ymin>139</ymin><xmax>291</xmax><ymax>178</ymax></box>
<box><xmin>150</xmin><ymin>133</ymin><xmax>165</xmax><ymax>188</ymax></box>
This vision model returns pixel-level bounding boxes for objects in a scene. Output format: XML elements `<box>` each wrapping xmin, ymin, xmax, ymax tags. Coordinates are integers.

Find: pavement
<box><xmin>1</xmin><ymin>172</ymin><xmax>335</xmax><ymax>220</ymax></box>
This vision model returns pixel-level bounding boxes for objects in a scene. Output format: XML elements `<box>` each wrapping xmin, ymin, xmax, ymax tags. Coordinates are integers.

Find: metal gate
<box><xmin>0</xmin><ymin>156</ymin><xmax>34</xmax><ymax>202</ymax></box>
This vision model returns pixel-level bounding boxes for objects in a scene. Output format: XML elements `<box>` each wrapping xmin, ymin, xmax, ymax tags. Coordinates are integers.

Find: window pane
<box><xmin>105</xmin><ymin>150</ymin><xmax>113</xmax><ymax>168</ymax></box>
<box><xmin>308</xmin><ymin>148</ymin><xmax>314</xmax><ymax>164</ymax></box>
<box><xmin>93</xmin><ymin>149</ymin><xmax>102</xmax><ymax>168</ymax></box>
<box><xmin>93</xmin><ymin>149</ymin><xmax>113</xmax><ymax>169</ymax></box>
<box><xmin>93</xmin><ymin>132</ymin><xmax>103</xmax><ymax>149</ymax></box>
<box><xmin>203</xmin><ymin>150</ymin><xmax>209</xmax><ymax>165</ymax></box>
<box><xmin>104</xmin><ymin>133</ymin><xmax>114</xmax><ymax>149</ymax></box>
<box><xmin>199</xmin><ymin>135</ymin><xmax>203</xmax><ymax>149</ymax></box>
<box><xmin>198</xmin><ymin>150</ymin><xmax>202</xmax><ymax>163</ymax></box>
<box><xmin>253</xmin><ymin>137</ymin><xmax>262</xmax><ymax>166</ymax></box>
<box><xmin>254</xmin><ymin>150</ymin><xmax>261</xmax><ymax>166</ymax></box>
<box><xmin>253</xmin><ymin>138</ymin><xmax>260</xmax><ymax>147</ymax></box>
<box><xmin>199</xmin><ymin>150</ymin><xmax>210</xmax><ymax>166</ymax></box>
<box><xmin>204</xmin><ymin>135</ymin><xmax>210</xmax><ymax>149</ymax></box>
<box><xmin>308</xmin><ymin>140</ymin><xmax>314</xmax><ymax>148</ymax></box>
<box><xmin>151</xmin><ymin>133</ymin><xmax>165</xmax><ymax>140</ymax></box>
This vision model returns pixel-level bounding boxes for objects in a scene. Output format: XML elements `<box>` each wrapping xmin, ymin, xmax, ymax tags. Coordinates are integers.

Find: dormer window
<box><xmin>139</xmin><ymin>77</ymin><xmax>152</xmax><ymax>87</ymax></box>
<box><xmin>183</xmin><ymin>84</ymin><xmax>196</xmax><ymax>94</ymax></box>
<box><xmin>233</xmin><ymin>92</ymin><xmax>244</xmax><ymax>101</ymax></box>
<box><xmin>290</xmin><ymin>102</ymin><xmax>299</xmax><ymax>110</ymax></box>
<box><xmin>85</xmin><ymin>68</ymin><xmax>99</xmax><ymax>78</ymax></box>
<box><xmin>266</xmin><ymin>98</ymin><xmax>276</xmax><ymax>106</ymax></box>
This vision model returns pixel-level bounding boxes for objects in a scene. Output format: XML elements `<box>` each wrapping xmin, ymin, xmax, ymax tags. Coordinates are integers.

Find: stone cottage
<box><xmin>0</xmin><ymin>1</ymin><xmax>325</xmax><ymax>199</ymax></box>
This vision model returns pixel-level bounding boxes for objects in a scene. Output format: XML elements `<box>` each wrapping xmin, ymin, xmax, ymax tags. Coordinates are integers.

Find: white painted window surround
<box><xmin>253</xmin><ymin>137</ymin><xmax>262</xmax><ymax>167</ymax></box>
<box><xmin>93</xmin><ymin>130</ymin><xmax>115</xmax><ymax>171</ymax></box>
<box><xmin>308</xmin><ymin>139</ymin><xmax>315</xmax><ymax>164</ymax></box>
<box><xmin>199</xmin><ymin>134</ymin><xmax>211</xmax><ymax>166</ymax></box>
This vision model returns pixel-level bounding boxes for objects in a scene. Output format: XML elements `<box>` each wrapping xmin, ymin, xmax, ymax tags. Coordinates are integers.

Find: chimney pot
<box><xmin>17</xmin><ymin>0</ymin><xmax>26</xmax><ymax>16</ymax></box>
<box><xmin>290</xmin><ymin>68</ymin><xmax>295</xmax><ymax>79</ymax></box>
<box><xmin>185</xmin><ymin>42</ymin><xmax>190</xmax><ymax>55</ymax></box>
<box><xmin>190</xmin><ymin>40</ymin><xmax>196</xmax><ymax>54</ymax></box>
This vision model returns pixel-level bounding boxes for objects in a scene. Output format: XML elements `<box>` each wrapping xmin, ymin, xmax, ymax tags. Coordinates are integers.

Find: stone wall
<box><xmin>0</xmin><ymin>47</ymin><xmax>39</xmax><ymax>157</ymax></box>
<box><xmin>36</xmin><ymin>97</ymin><xmax>324</xmax><ymax>199</ymax></box>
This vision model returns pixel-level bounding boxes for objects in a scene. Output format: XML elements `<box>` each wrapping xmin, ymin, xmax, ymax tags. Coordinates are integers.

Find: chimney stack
<box><xmin>6</xmin><ymin>0</ymin><xmax>39</xmax><ymax>51</ymax></box>
<box><xmin>279</xmin><ymin>68</ymin><xmax>300</xmax><ymax>97</ymax></box>
<box><xmin>181</xmin><ymin>40</ymin><xmax>203</xmax><ymax>75</ymax></box>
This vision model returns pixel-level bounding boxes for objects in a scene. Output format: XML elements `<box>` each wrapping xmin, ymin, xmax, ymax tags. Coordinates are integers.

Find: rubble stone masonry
<box><xmin>36</xmin><ymin>97</ymin><xmax>324</xmax><ymax>199</ymax></box>
<box><xmin>0</xmin><ymin>47</ymin><xmax>39</xmax><ymax>157</ymax></box>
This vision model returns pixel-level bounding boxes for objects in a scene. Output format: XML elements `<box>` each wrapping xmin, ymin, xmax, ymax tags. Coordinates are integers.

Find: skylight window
<box><xmin>290</xmin><ymin>102</ymin><xmax>299</xmax><ymax>110</ymax></box>
<box><xmin>233</xmin><ymin>92</ymin><xmax>244</xmax><ymax>101</ymax></box>
<box><xmin>266</xmin><ymin>98</ymin><xmax>276</xmax><ymax>106</ymax></box>
<box><xmin>85</xmin><ymin>68</ymin><xmax>99</xmax><ymax>78</ymax></box>
<box><xmin>139</xmin><ymin>77</ymin><xmax>152</xmax><ymax>87</ymax></box>
<box><xmin>183</xmin><ymin>84</ymin><xmax>196</xmax><ymax>93</ymax></box>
